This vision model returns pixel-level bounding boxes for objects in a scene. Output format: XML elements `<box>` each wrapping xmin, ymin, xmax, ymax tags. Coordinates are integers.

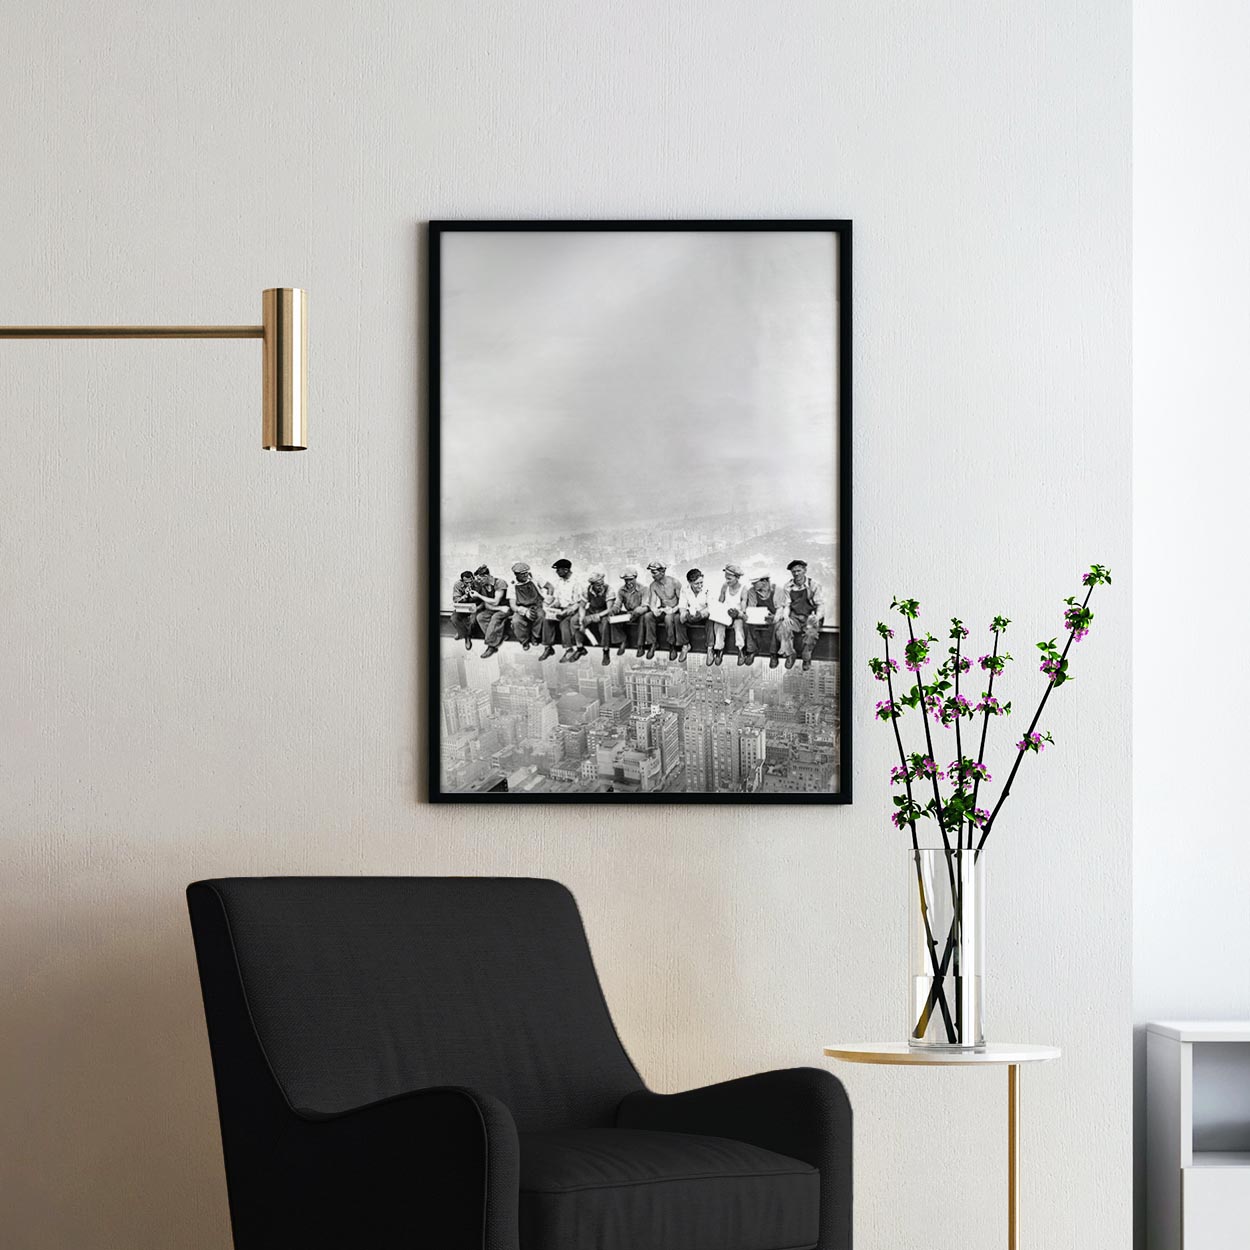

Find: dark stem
<box><xmin>884</xmin><ymin>633</ymin><xmax>956</xmax><ymax>1042</ymax></box>
<box><xmin>968</xmin><ymin>629</ymin><xmax>1000</xmax><ymax>848</ymax></box>
<box><xmin>906</xmin><ymin>618</ymin><xmax>955</xmax><ymax>858</ymax></box>
<box><xmin>952</xmin><ymin>630</ymin><xmax>965</xmax><ymax>849</ymax></box>
<box><xmin>953</xmin><ymin>845</ymin><xmax>964</xmax><ymax>1041</ymax></box>
<box><xmin>949</xmin><ymin>628</ymin><xmax>965</xmax><ymax>1040</ymax></box>
<box><xmin>914</xmin><ymin>905</ymin><xmax>963</xmax><ymax>1038</ymax></box>
<box><xmin>904</xmin><ymin>619</ymin><xmax>963</xmax><ymax>1038</ymax></box>
<box><xmin>975</xmin><ymin>582</ymin><xmax>1096</xmax><ymax>854</ymax></box>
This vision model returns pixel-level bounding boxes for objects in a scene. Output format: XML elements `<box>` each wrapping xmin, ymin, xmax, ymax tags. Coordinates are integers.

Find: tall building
<box><xmin>544</xmin><ymin>662</ymin><xmax>582</xmax><ymax>696</ymax></box>
<box><xmin>683</xmin><ymin>710</ymin><xmax>713</xmax><ymax>791</ymax></box>
<box><xmin>604</xmin><ymin>660</ymin><xmax>627</xmax><ymax>697</ymax></box>
<box><xmin>441</xmin><ymin>730</ymin><xmax>490</xmax><ymax>790</ymax></box>
<box><xmin>632</xmin><ymin>706</ymin><xmax>681</xmax><ymax>778</ymax></box>
<box><xmin>737</xmin><ymin>721</ymin><xmax>766</xmax><ymax>790</ymax></box>
<box><xmin>600</xmin><ymin>693</ymin><xmax>634</xmax><ymax>727</ymax></box>
<box><xmin>787</xmin><ymin>744</ymin><xmax>835</xmax><ymax>792</ymax></box>
<box><xmin>625</xmin><ymin>662</ymin><xmax>689</xmax><ymax>711</ymax></box>
<box><xmin>688</xmin><ymin>664</ymin><xmax>730</xmax><ymax>706</ymax></box>
<box><xmin>711</xmin><ymin>718</ymin><xmax>740</xmax><ymax>790</ymax></box>
<box><xmin>556</xmin><ymin>723</ymin><xmax>588</xmax><ymax>761</ymax></box>
<box><xmin>659</xmin><ymin>712</ymin><xmax>681</xmax><ymax>778</ymax></box>
<box><xmin>495</xmin><ymin>679</ymin><xmax>558</xmax><ymax>741</ymax></box>
<box><xmin>530</xmin><ymin>700</ymin><xmax>558</xmax><ymax>741</ymax></box>
<box><xmin>708</xmin><ymin>710</ymin><xmax>767</xmax><ymax>793</ymax></box>
<box><xmin>495</xmin><ymin>677</ymin><xmax>539</xmax><ymax>718</ymax></box>
<box><xmin>465</xmin><ymin>653</ymin><xmax>500</xmax><ymax>694</ymax></box>
<box><xmin>789</xmin><ymin>663</ymin><xmax>838</xmax><ymax>704</ymax></box>
<box><xmin>441</xmin><ymin>653</ymin><xmax>466</xmax><ymax>691</ymax></box>
<box><xmin>632</xmin><ymin>707</ymin><xmax>658</xmax><ymax>748</ymax></box>
<box><xmin>441</xmin><ymin>730</ymin><xmax>475</xmax><ymax>771</ymax></box>
<box><xmin>578</xmin><ymin>672</ymin><xmax>609</xmax><ymax>704</ymax></box>
<box><xmin>621</xmin><ymin>746</ymin><xmax>663</xmax><ymax>792</ymax></box>
<box><xmin>442</xmin><ymin>686</ymin><xmax>488</xmax><ymax>735</ymax></box>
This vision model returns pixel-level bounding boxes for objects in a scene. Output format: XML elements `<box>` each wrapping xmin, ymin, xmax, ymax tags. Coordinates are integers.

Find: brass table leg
<box><xmin>1008</xmin><ymin>1064</ymin><xmax>1020</xmax><ymax>1249</ymax></box>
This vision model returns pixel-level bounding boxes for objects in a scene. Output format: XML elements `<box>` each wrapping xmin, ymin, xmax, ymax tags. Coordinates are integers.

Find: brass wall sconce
<box><xmin>0</xmin><ymin>287</ymin><xmax>308</xmax><ymax>449</ymax></box>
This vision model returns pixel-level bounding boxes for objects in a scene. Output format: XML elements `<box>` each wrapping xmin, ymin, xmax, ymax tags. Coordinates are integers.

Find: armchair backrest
<box><xmin>188</xmin><ymin>877</ymin><xmax>643</xmax><ymax>1132</ymax></box>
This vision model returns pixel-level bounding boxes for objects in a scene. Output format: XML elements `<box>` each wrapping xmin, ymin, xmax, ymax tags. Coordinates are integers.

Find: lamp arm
<box><xmin>0</xmin><ymin>326</ymin><xmax>263</xmax><ymax>339</ymax></box>
<box><xmin>0</xmin><ymin>287</ymin><xmax>306</xmax><ymax>449</ymax></box>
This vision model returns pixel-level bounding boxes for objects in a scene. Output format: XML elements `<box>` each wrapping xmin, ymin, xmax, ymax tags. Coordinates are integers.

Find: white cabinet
<box><xmin>1147</xmin><ymin>1022</ymin><xmax>1250</xmax><ymax>1250</ymax></box>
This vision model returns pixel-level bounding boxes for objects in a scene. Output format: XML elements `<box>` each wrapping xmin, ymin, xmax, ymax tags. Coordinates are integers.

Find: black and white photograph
<box><xmin>428</xmin><ymin>221</ymin><xmax>851</xmax><ymax>801</ymax></box>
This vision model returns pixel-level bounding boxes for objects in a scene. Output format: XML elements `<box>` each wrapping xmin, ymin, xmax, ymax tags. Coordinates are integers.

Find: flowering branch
<box><xmin>975</xmin><ymin>565</ymin><xmax>1111</xmax><ymax>852</ymax></box>
<box><xmin>969</xmin><ymin>618</ymin><xmax>1011</xmax><ymax>850</ymax></box>
<box><xmin>893</xmin><ymin>600</ymin><xmax>955</xmax><ymax>857</ymax></box>
<box><xmin>950</xmin><ymin>619</ymin><xmax>967</xmax><ymax>848</ymax></box>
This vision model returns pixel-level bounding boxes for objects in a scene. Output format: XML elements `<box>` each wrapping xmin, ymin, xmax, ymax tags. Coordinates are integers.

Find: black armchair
<box><xmin>188</xmin><ymin>877</ymin><xmax>851</xmax><ymax>1250</ymax></box>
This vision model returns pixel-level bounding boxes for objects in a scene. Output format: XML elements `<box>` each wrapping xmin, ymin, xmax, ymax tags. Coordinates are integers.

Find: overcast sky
<box><xmin>439</xmin><ymin>230</ymin><xmax>839</xmax><ymax>535</ymax></box>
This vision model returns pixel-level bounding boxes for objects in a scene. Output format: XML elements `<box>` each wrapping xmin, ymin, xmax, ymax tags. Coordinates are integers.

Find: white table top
<box><xmin>824</xmin><ymin>1042</ymin><xmax>1061</xmax><ymax>1066</ymax></box>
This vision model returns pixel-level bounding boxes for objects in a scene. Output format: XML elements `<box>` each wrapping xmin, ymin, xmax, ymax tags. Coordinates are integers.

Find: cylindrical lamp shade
<box><xmin>262</xmin><ymin>288</ymin><xmax>308</xmax><ymax>450</ymax></box>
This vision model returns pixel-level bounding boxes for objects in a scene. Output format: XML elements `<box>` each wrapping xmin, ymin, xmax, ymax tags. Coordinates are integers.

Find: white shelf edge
<box><xmin>1146</xmin><ymin>1021</ymin><xmax>1250</xmax><ymax>1043</ymax></box>
<box><xmin>1187</xmin><ymin>1151</ymin><xmax>1250</xmax><ymax>1169</ymax></box>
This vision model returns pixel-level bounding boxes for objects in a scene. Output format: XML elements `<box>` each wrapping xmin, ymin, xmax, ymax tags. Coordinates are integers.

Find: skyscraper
<box><xmin>442</xmin><ymin>686</ymin><xmax>488</xmax><ymax>735</ymax></box>
<box><xmin>465</xmin><ymin>653</ymin><xmax>500</xmax><ymax>693</ymax></box>
<box><xmin>495</xmin><ymin>678</ymin><xmax>558</xmax><ymax>742</ymax></box>
<box><xmin>710</xmin><ymin>710</ymin><xmax>767</xmax><ymax>793</ymax></box>
<box><xmin>632</xmin><ymin>706</ymin><xmax>681</xmax><ymax>779</ymax></box>
<box><xmin>441</xmin><ymin>654</ymin><xmax>466</xmax><ymax>691</ymax></box>
<box><xmin>683</xmin><ymin>709</ymin><xmax>713</xmax><ymax>791</ymax></box>
<box><xmin>625</xmin><ymin>662</ymin><xmax>689</xmax><ymax>712</ymax></box>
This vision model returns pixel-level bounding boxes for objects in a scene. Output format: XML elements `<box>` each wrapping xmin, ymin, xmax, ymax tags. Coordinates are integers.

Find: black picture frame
<box><xmin>427</xmin><ymin>220</ymin><xmax>852</xmax><ymax>803</ymax></box>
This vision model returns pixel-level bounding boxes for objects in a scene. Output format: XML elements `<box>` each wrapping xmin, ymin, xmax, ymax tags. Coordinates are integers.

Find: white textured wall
<box><xmin>1134</xmin><ymin>0</ymin><xmax>1250</xmax><ymax>1243</ymax></box>
<box><xmin>0</xmin><ymin>2</ymin><xmax>1130</xmax><ymax>1246</ymax></box>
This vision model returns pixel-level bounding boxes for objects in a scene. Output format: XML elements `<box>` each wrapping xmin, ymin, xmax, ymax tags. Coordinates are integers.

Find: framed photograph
<box><xmin>428</xmin><ymin>220</ymin><xmax>851</xmax><ymax>803</ymax></box>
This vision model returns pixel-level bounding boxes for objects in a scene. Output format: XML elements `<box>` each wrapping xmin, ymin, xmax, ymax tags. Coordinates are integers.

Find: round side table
<box><xmin>823</xmin><ymin>1043</ymin><xmax>1061</xmax><ymax>1250</ymax></box>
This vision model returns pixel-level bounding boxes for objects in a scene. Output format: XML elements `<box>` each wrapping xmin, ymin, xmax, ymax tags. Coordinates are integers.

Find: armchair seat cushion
<box><xmin>518</xmin><ymin>1127</ymin><xmax>819</xmax><ymax>1250</ymax></box>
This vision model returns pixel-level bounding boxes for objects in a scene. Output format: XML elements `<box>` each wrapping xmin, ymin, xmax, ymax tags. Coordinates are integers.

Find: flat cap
<box><xmin>621</xmin><ymin>565</ymin><xmax>639</xmax><ymax>577</ymax></box>
<box><xmin>786</xmin><ymin>558</ymin><xmax>808</xmax><ymax>572</ymax></box>
<box><xmin>552</xmin><ymin>558</ymin><xmax>573</xmax><ymax>570</ymax></box>
<box><xmin>646</xmin><ymin>560</ymin><xmax>666</xmax><ymax>571</ymax></box>
<box><xmin>474</xmin><ymin>563</ymin><xmax>491</xmax><ymax>575</ymax></box>
<box><xmin>723</xmin><ymin>563</ymin><xmax>743</xmax><ymax>576</ymax></box>
<box><xmin>752</xmin><ymin>572</ymin><xmax>772</xmax><ymax>583</ymax></box>
<box><xmin>511</xmin><ymin>561</ymin><xmax>531</xmax><ymax>574</ymax></box>
<box><xmin>589</xmin><ymin>569</ymin><xmax>606</xmax><ymax>581</ymax></box>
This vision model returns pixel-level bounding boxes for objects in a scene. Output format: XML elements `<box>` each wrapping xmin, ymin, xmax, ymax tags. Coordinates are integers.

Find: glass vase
<box><xmin>907</xmin><ymin>846</ymin><xmax>985</xmax><ymax>1050</ymax></box>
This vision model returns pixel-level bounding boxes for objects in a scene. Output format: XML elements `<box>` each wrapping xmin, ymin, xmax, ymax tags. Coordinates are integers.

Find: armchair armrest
<box><xmin>617</xmin><ymin>1068</ymin><xmax>851</xmax><ymax>1250</ymax></box>
<box><xmin>240</xmin><ymin>1085</ymin><xmax>519</xmax><ymax>1250</ymax></box>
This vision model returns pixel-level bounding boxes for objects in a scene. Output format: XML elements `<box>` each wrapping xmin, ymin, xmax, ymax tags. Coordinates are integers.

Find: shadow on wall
<box><xmin>1133</xmin><ymin>1025</ymin><xmax>1148</xmax><ymax>1250</ymax></box>
<box><xmin>0</xmin><ymin>900</ymin><xmax>230</xmax><ymax>1249</ymax></box>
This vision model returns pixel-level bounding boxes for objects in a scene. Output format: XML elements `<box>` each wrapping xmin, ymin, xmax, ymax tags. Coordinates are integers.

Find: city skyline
<box><xmin>439</xmin><ymin>643</ymin><xmax>840</xmax><ymax>797</ymax></box>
